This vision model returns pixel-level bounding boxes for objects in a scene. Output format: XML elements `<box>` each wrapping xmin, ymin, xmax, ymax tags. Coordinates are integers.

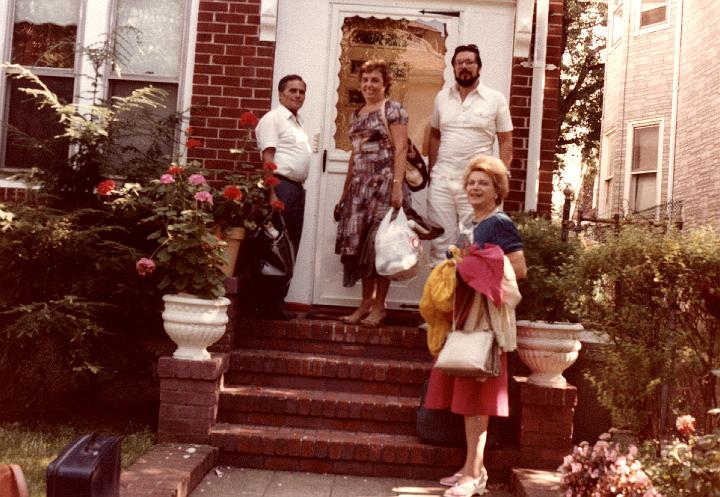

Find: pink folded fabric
<box><xmin>456</xmin><ymin>243</ymin><xmax>505</xmax><ymax>307</ymax></box>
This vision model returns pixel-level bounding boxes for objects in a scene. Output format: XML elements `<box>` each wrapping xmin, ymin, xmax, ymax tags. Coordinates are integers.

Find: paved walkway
<box><xmin>189</xmin><ymin>467</ymin><xmax>513</xmax><ymax>497</ymax></box>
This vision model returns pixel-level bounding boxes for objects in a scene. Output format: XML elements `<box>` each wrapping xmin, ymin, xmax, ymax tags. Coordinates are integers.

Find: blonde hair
<box><xmin>463</xmin><ymin>155</ymin><xmax>509</xmax><ymax>205</ymax></box>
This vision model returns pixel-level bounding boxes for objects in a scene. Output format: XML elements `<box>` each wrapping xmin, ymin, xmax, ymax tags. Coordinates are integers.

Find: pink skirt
<box><xmin>424</xmin><ymin>353</ymin><xmax>509</xmax><ymax>417</ymax></box>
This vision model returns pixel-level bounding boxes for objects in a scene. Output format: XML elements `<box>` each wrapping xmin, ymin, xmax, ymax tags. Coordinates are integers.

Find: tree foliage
<box><xmin>557</xmin><ymin>0</ymin><xmax>607</xmax><ymax>172</ymax></box>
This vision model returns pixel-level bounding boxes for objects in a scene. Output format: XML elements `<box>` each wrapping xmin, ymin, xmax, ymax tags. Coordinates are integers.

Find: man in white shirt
<box><xmin>255</xmin><ymin>74</ymin><xmax>312</xmax><ymax>319</ymax></box>
<box><xmin>427</xmin><ymin>44</ymin><xmax>514</xmax><ymax>265</ymax></box>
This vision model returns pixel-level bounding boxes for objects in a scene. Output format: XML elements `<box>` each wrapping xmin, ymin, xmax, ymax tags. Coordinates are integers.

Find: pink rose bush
<box><xmin>558</xmin><ymin>433</ymin><xmax>661</xmax><ymax>497</ymax></box>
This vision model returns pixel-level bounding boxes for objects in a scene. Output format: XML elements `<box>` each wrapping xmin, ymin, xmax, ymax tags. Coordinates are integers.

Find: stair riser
<box><xmin>235</xmin><ymin>336</ymin><xmax>432</xmax><ymax>361</ymax></box>
<box><xmin>225</xmin><ymin>372</ymin><xmax>424</xmax><ymax>397</ymax></box>
<box><xmin>217</xmin><ymin>411</ymin><xmax>417</xmax><ymax>436</ymax></box>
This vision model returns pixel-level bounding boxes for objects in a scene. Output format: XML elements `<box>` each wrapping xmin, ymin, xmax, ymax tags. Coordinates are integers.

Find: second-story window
<box><xmin>639</xmin><ymin>0</ymin><xmax>667</xmax><ymax>29</ymax></box>
<box><xmin>611</xmin><ymin>0</ymin><xmax>624</xmax><ymax>46</ymax></box>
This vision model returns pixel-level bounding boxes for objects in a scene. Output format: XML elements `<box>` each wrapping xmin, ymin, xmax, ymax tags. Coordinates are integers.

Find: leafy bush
<box><xmin>565</xmin><ymin>225</ymin><xmax>720</xmax><ymax>438</ymax></box>
<box><xmin>513</xmin><ymin>214</ymin><xmax>581</xmax><ymax>322</ymax></box>
<box><xmin>640</xmin><ymin>416</ymin><xmax>720</xmax><ymax>497</ymax></box>
<box><xmin>0</xmin><ymin>203</ymin><xmax>161</xmax><ymax>418</ymax></box>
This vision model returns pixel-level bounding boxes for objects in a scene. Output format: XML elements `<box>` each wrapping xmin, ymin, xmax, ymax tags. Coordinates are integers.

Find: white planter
<box><xmin>162</xmin><ymin>294</ymin><xmax>231</xmax><ymax>361</ymax></box>
<box><xmin>516</xmin><ymin>320</ymin><xmax>583</xmax><ymax>388</ymax></box>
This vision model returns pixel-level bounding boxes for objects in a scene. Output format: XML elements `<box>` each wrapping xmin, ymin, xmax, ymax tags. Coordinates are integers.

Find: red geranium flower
<box><xmin>265</xmin><ymin>176</ymin><xmax>280</xmax><ymax>187</ymax></box>
<box><xmin>186</xmin><ymin>126</ymin><xmax>194</xmax><ymax>135</ymax></box>
<box><xmin>223</xmin><ymin>185</ymin><xmax>242</xmax><ymax>201</ymax></box>
<box><xmin>96</xmin><ymin>179</ymin><xmax>116</xmax><ymax>196</ymax></box>
<box><xmin>271</xmin><ymin>199</ymin><xmax>285</xmax><ymax>212</ymax></box>
<box><xmin>186</xmin><ymin>138</ymin><xmax>202</xmax><ymax>149</ymax></box>
<box><xmin>167</xmin><ymin>164</ymin><xmax>184</xmax><ymax>175</ymax></box>
<box><xmin>263</xmin><ymin>162</ymin><xmax>278</xmax><ymax>171</ymax></box>
<box><xmin>239</xmin><ymin>111</ymin><xmax>259</xmax><ymax>128</ymax></box>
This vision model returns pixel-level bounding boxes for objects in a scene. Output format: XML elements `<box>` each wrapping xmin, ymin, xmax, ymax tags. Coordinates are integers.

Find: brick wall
<box><xmin>507</xmin><ymin>0</ymin><xmax>564</xmax><ymax>215</ymax></box>
<box><xmin>187</xmin><ymin>0</ymin><xmax>273</xmax><ymax>175</ymax></box>
<box><xmin>673</xmin><ymin>0</ymin><xmax>720</xmax><ymax>229</ymax></box>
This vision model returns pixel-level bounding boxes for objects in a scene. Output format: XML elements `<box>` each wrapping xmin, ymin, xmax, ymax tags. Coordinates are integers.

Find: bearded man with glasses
<box><xmin>426</xmin><ymin>44</ymin><xmax>514</xmax><ymax>266</ymax></box>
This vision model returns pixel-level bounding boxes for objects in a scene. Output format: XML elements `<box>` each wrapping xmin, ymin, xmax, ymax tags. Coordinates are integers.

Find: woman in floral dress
<box><xmin>335</xmin><ymin>59</ymin><xmax>411</xmax><ymax>327</ymax></box>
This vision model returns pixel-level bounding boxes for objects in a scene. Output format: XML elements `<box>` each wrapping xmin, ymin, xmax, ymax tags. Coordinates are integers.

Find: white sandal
<box><xmin>439</xmin><ymin>473</ymin><xmax>463</xmax><ymax>487</ymax></box>
<box><xmin>442</xmin><ymin>469</ymin><xmax>488</xmax><ymax>497</ymax></box>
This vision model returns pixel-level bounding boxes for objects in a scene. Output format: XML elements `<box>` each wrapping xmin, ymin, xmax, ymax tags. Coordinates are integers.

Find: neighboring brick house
<box><xmin>0</xmin><ymin>0</ymin><xmax>564</xmax><ymax>308</ymax></box>
<box><xmin>597</xmin><ymin>0</ymin><xmax>720</xmax><ymax>229</ymax></box>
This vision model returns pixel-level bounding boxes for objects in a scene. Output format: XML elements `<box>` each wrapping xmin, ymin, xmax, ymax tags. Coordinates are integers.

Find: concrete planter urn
<box><xmin>516</xmin><ymin>320</ymin><xmax>583</xmax><ymax>388</ymax></box>
<box><xmin>162</xmin><ymin>294</ymin><xmax>230</xmax><ymax>361</ymax></box>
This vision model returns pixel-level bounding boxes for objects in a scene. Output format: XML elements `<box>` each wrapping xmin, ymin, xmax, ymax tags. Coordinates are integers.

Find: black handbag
<box><xmin>251</xmin><ymin>214</ymin><xmax>296</xmax><ymax>278</ymax></box>
<box><xmin>416</xmin><ymin>380</ymin><xmax>465</xmax><ymax>447</ymax></box>
<box><xmin>404</xmin><ymin>139</ymin><xmax>429</xmax><ymax>192</ymax></box>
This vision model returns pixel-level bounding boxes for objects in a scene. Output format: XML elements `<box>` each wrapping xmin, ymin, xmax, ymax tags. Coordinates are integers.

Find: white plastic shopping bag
<box><xmin>374</xmin><ymin>208</ymin><xmax>420</xmax><ymax>281</ymax></box>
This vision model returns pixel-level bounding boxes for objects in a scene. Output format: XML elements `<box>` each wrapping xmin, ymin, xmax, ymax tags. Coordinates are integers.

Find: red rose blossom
<box><xmin>271</xmin><ymin>199</ymin><xmax>285</xmax><ymax>212</ymax></box>
<box><xmin>223</xmin><ymin>185</ymin><xmax>242</xmax><ymax>201</ymax></box>
<box><xmin>97</xmin><ymin>179</ymin><xmax>116</xmax><ymax>195</ymax></box>
<box><xmin>239</xmin><ymin>111</ymin><xmax>259</xmax><ymax>128</ymax></box>
<box><xmin>265</xmin><ymin>176</ymin><xmax>280</xmax><ymax>187</ymax></box>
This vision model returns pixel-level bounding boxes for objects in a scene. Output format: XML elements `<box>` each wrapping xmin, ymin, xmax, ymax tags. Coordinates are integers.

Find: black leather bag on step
<box><xmin>251</xmin><ymin>214</ymin><xmax>296</xmax><ymax>278</ymax></box>
<box><xmin>416</xmin><ymin>380</ymin><xmax>465</xmax><ymax>447</ymax></box>
<box><xmin>46</xmin><ymin>433</ymin><xmax>121</xmax><ymax>497</ymax></box>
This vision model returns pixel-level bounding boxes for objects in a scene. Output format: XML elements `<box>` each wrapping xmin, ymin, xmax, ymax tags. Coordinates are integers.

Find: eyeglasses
<box><xmin>453</xmin><ymin>59</ymin><xmax>478</xmax><ymax>67</ymax></box>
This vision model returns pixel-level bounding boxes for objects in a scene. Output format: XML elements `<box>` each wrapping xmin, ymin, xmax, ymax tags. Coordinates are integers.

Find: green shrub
<box><xmin>513</xmin><ymin>214</ymin><xmax>581</xmax><ymax>322</ymax></box>
<box><xmin>565</xmin><ymin>225</ymin><xmax>720</xmax><ymax>438</ymax></box>
<box><xmin>641</xmin><ymin>429</ymin><xmax>720</xmax><ymax>497</ymax></box>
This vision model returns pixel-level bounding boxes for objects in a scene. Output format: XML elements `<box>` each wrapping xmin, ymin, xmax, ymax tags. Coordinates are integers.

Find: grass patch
<box><xmin>0</xmin><ymin>421</ymin><xmax>155</xmax><ymax>497</ymax></box>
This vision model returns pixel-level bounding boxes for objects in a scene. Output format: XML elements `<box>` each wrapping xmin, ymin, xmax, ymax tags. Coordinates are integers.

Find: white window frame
<box><xmin>623</xmin><ymin>118</ymin><xmax>663</xmax><ymax>215</ymax></box>
<box><xmin>598</xmin><ymin>129</ymin><xmax>616</xmax><ymax>217</ymax></box>
<box><xmin>0</xmin><ymin>0</ymin><xmax>199</xmax><ymax>181</ymax></box>
<box><xmin>635</xmin><ymin>0</ymin><xmax>669</xmax><ymax>35</ymax></box>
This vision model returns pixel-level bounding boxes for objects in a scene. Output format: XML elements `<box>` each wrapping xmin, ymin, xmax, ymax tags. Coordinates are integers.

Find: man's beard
<box><xmin>455</xmin><ymin>72</ymin><xmax>479</xmax><ymax>88</ymax></box>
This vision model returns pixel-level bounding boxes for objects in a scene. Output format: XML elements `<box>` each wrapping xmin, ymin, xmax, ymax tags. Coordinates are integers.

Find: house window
<box><xmin>3</xmin><ymin>0</ymin><xmax>81</xmax><ymax>168</ymax></box>
<box><xmin>1</xmin><ymin>0</ymin><xmax>191</xmax><ymax>170</ymax></box>
<box><xmin>639</xmin><ymin>0</ymin><xmax>667</xmax><ymax>29</ymax></box>
<box><xmin>599</xmin><ymin>132</ymin><xmax>616</xmax><ymax>216</ymax></box>
<box><xmin>611</xmin><ymin>0</ymin><xmax>624</xmax><ymax>45</ymax></box>
<box><xmin>629</xmin><ymin>124</ymin><xmax>660</xmax><ymax>212</ymax></box>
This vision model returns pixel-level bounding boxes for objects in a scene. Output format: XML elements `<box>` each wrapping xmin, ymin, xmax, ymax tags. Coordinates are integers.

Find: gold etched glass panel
<box><xmin>333</xmin><ymin>17</ymin><xmax>447</xmax><ymax>152</ymax></box>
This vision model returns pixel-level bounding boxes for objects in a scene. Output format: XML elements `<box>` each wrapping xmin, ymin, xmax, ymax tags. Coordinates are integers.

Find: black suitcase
<box><xmin>46</xmin><ymin>433</ymin><xmax>121</xmax><ymax>497</ymax></box>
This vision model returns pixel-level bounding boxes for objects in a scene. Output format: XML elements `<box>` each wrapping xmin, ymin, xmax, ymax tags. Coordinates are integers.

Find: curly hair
<box><xmin>463</xmin><ymin>155</ymin><xmax>509</xmax><ymax>205</ymax></box>
<box><xmin>358</xmin><ymin>59</ymin><xmax>392</xmax><ymax>95</ymax></box>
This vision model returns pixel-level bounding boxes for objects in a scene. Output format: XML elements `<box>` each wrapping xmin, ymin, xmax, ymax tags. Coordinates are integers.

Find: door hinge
<box><xmin>420</xmin><ymin>9</ymin><xmax>460</xmax><ymax>17</ymax></box>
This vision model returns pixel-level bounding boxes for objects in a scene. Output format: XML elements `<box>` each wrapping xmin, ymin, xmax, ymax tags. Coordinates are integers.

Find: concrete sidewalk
<box><xmin>189</xmin><ymin>467</ymin><xmax>514</xmax><ymax>497</ymax></box>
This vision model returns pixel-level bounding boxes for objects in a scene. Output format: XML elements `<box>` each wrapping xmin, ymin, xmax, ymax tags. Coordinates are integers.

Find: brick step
<box><xmin>211</xmin><ymin>422</ymin><xmax>518</xmax><ymax>481</ymax></box>
<box><xmin>217</xmin><ymin>385</ymin><xmax>418</xmax><ymax>435</ymax></box>
<box><xmin>225</xmin><ymin>349</ymin><xmax>430</xmax><ymax>396</ymax></box>
<box><xmin>235</xmin><ymin>318</ymin><xmax>432</xmax><ymax>361</ymax></box>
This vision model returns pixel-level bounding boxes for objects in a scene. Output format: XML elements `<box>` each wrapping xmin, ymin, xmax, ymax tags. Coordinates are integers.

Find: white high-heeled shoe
<box><xmin>442</xmin><ymin>470</ymin><xmax>488</xmax><ymax>497</ymax></box>
<box><xmin>439</xmin><ymin>472</ymin><xmax>463</xmax><ymax>487</ymax></box>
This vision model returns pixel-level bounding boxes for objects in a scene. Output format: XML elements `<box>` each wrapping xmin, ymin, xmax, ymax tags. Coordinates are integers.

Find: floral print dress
<box><xmin>335</xmin><ymin>100</ymin><xmax>411</xmax><ymax>285</ymax></box>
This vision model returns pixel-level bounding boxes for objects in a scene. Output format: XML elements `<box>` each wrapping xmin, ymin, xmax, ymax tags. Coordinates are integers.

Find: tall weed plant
<box><xmin>566</xmin><ymin>225</ymin><xmax>720</xmax><ymax>439</ymax></box>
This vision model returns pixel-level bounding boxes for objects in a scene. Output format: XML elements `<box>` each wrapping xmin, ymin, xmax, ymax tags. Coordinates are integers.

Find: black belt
<box><xmin>274</xmin><ymin>174</ymin><xmax>304</xmax><ymax>188</ymax></box>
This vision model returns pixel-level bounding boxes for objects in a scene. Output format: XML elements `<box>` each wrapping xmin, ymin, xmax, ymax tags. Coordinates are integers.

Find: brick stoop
<box><xmin>212</xmin><ymin>316</ymin><xmax>519</xmax><ymax>481</ymax></box>
<box><xmin>510</xmin><ymin>468</ymin><xmax>562</xmax><ymax>497</ymax></box>
<box><xmin>120</xmin><ymin>443</ymin><xmax>217</xmax><ymax>497</ymax></box>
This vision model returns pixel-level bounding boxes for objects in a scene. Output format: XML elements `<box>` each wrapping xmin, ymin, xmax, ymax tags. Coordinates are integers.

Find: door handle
<box><xmin>322</xmin><ymin>149</ymin><xmax>327</xmax><ymax>173</ymax></box>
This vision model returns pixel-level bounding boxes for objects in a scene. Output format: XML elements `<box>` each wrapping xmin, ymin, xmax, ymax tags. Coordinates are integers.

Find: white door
<box><xmin>273</xmin><ymin>1</ymin><xmax>516</xmax><ymax>309</ymax></box>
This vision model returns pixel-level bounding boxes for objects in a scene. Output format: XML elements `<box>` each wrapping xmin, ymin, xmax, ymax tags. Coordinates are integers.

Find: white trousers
<box><xmin>427</xmin><ymin>173</ymin><xmax>473</xmax><ymax>266</ymax></box>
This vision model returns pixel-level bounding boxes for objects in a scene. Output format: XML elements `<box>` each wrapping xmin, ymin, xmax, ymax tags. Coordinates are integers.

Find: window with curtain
<box><xmin>629</xmin><ymin>124</ymin><xmax>660</xmax><ymax>212</ymax></box>
<box><xmin>639</xmin><ymin>0</ymin><xmax>667</xmax><ymax>29</ymax></box>
<box><xmin>109</xmin><ymin>0</ymin><xmax>187</xmax><ymax>158</ymax></box>
<box><xmin>1</xmin><ymin>0</ymin><xmax>189</xmax><ymax>169</ymax></box>
<box><xmin>3</xmin><ymin>0</ymin><xmax>81</xmax><ymax>168</ymax></box>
